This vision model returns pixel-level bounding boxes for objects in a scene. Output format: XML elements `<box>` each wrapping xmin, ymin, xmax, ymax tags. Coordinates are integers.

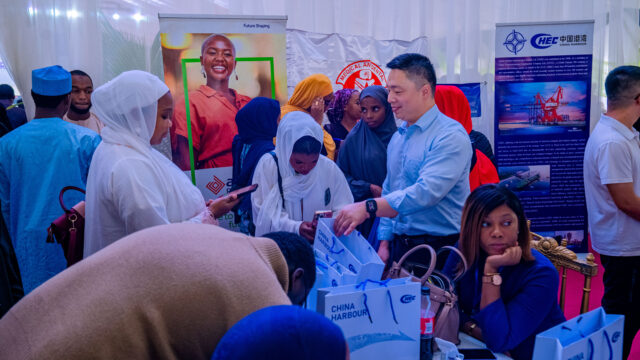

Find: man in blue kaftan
<box><xmin>0</xmin><ymin>65</ymin><xmax>101</xmax><ymax>293</ymax></box>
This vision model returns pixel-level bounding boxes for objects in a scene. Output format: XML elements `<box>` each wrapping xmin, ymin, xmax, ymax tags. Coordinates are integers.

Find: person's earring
<box><xmin>235</xmin><ymin>69</ymin><xmax>239</xmax><ymax>81</ymax></box>
<box><xmin>201</xmin><ymin>66</ymin><xmax>206</xmax><ymax>79</ymax></box>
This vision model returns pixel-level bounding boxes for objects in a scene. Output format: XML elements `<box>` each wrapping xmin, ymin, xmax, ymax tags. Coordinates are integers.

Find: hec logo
<box><xmin>400</xmin><ymin>294</ymin><xmax>416</xmax><ymax>304</ymax></box>
<box><xmin>336</xmin><ymin>60</ymin><xmax>387</xmax><ymax>90</ymax></box>
<box><xmin>503</xmin><ymin>29</ymin><xmax>527</xmax><ymax>55</ymax></box>
<box><xmin>206</xmin><ymin>175</ymin><xmax>225</xmax><ymax>195</ymax></box>
<box><xmin>531</xmin><ymin>33</ymin><xmax>559</xmax><ymax>49</ymax></box>
<box><xmin>612</xmin><ymin>331</ymin><xmax>621</xmax><ymax>343</ymax></box>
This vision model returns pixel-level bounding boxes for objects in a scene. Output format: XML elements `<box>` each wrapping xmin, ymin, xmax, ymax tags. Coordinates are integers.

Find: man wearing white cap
<box><xmin>0</xmin><ymin>65</ymin><xmax>101</xmax><ymax>293</ymax></box>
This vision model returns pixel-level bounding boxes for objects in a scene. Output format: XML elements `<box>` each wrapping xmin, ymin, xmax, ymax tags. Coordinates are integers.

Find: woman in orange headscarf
<box><xmin>435</xmin><ymin>85</ymin><xmax>499</xmax><ymax>191</ymax></box>
<box><xmin>281</xmin><ymin>74</ymin><xmax>336</xmax><ymax>160</ymax></box>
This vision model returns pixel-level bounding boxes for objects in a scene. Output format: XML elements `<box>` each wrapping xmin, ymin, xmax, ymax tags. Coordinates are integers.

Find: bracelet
<box><xmin>465</xmin><ymin>321</ymin><xmax>477</xmax><ymax>334</ymax></box>
<box><xmin>484</xmin><ymin>272</ymin><xmax>500</xmax><ymax>276</ymax></box>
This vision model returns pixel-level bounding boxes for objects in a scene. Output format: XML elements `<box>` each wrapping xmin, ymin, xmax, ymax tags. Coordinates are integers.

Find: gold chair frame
<box><xmin>529</xmin><ymin>230</ymin><xmax>598</xmax><ymax>314</ymax></box>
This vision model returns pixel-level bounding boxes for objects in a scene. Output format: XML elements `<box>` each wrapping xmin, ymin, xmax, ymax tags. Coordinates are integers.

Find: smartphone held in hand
<box><xmin>314</xmin><ymin>210</ymin><xmax>333</xmax><ymax>222</ymax></box>
<box><xmin>228</xmin><ymin>184</ymin><xmax>258</xmax><ymax>198</ymax></box>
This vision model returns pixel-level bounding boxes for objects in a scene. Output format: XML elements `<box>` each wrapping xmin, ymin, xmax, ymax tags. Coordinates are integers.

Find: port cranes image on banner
<box><xmin>496</xmin><ymin>81</ymin><xmax>588</xmax><ymax>136</ymax></box>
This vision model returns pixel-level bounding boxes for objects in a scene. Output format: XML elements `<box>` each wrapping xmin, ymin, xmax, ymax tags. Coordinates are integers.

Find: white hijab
<box><xmin>254</xmin><ymin>111</ymin><xmax>324</xmax><ymax>235</ymax></box>
<box><xmin>91</xmin><ymin>70</ymin><xmax>205</xmax><ymax>221</ymax></box>
<box><xmin>276</xmin><ymin>111</ymin><xmax>324</xmax><ymax>201</ymax></box>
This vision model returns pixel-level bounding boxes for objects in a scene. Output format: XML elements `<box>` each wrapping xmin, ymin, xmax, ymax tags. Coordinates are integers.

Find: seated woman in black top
<box><xmin>456</xmin><ymin>185</ymin><xmax>565</xmax><ymax>360</ymax></box>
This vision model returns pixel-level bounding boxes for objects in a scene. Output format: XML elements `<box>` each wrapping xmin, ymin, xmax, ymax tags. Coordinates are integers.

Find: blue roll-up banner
<box><xmin>442</xmin><ymin>83</ymin><xmax>482</xmax><ymax>118</ymax></box>
<box><xmin>494</xmin><ymin>21</ymin><xmax>594</xmax><ymax>253</ymax></box>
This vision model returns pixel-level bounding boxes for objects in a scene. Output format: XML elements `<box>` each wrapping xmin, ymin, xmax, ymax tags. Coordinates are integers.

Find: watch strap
<box><xmin>482</xmin><ymin>274</ymin><xmax>502</xmax><ymax>286</ymax></box>
<box><xmin>365</xmin><ymin>199</ymin><xmax>377</xmax><ymax>219</ymax></box>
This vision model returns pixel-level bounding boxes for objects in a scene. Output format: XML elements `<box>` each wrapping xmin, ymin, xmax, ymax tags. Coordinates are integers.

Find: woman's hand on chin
<box><xmin>485</xmin><ymin>245</ymin><xmax>522</xmax><ymax>273</ymax></box>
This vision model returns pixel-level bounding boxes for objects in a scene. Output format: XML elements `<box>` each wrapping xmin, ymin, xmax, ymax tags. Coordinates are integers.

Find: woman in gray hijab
<box><xmin>337</xmin><ymin>85</ymin><xmax>397</xmax><ymax>240</ymax></box>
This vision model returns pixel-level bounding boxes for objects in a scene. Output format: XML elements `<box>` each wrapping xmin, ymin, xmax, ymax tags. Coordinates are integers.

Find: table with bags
<box><xmin>308</xmin><ymin>218</ymin><xmax>625</xmax><ymax>360</ymax></box>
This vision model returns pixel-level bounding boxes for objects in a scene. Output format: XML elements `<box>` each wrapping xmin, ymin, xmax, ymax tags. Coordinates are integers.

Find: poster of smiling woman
<box><xmin>159</xmin><ymin>14</ymin><xmax>288</xmax><ymax>230</ymax></box>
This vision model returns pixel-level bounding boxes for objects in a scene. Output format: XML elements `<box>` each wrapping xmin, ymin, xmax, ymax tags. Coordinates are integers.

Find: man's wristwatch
<box><xmin>365</xmin><ymin>199</ymin><xmax>377</xmax><ymax>219</ymax></box>
<box><xmin>482</xmin><ymin>273</ymin><xmax>502</xmax><ymax>286</ymax></box>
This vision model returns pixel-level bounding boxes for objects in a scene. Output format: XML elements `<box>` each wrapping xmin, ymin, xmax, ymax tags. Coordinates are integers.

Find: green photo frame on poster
<box><xmin>180</xmin><ymin>57</ymin><xmax>277</xmax><ymax>184</ymax></box>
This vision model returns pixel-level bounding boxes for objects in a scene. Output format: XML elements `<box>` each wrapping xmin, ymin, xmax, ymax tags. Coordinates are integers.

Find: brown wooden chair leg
<box><xmin>581</xmin><ymin>276</ymin><xmax>592</xmax><ymax>314</ymax></box>
<box><xmin>559</xmin><ymin>267</ymin><xmax>567</xmax><ymax>311</ymax></box>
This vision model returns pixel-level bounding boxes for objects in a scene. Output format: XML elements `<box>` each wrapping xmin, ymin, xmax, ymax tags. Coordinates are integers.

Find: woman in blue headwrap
<box><xmin>337</xmin><ymin>85</ymin><xmax>397</xmax><ymax>240</ymax></box>
<box><xmin>230</xmin><ymin>97</ymin><xmax>280</xmax><ymax>235</ymax></box>
<box><xmin>212</xmin><ymin>305</ymin><xmax>348</xmax><ymax>360</ymax></box>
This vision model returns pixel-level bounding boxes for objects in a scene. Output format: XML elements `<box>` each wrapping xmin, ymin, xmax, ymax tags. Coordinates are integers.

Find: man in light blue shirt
<box><xmin>0</xmin><ymin>65</ymin><xmax>101</xmax><ymax>293</ymax></box>
<box><xmin>335</xmin><ymin>53</ymin><xmax>471</xmax><ymax>266</ymax></box>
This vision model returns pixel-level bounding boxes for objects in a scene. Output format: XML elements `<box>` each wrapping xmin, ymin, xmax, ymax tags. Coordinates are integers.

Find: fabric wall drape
<box><xmin>1</xmin><ymin>0</ymin><xmax>638</xmax><ymax>142</ymax></box>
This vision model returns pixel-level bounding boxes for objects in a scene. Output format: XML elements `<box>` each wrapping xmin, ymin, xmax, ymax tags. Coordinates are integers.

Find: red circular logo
<box><xmin>336</xmin><ymin>60</ymin><xmax>387</xmax><ymax>90</ymax></box>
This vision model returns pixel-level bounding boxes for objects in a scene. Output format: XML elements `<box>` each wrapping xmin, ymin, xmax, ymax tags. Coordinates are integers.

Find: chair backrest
<box><xmin>529</xmin><ymin>228</ymin><xmax>598</xmax><ymax>314</ymax></box>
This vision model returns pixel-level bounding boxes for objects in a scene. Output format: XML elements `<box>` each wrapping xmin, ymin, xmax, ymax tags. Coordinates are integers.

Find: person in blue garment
<box><xmin>212</xmin><ymin>305</ymin><xmax>348</xmax><ymax>360</ymax></box>
<box><xmin>230</xmin><ymin>97</ymin><xmax>280</xmax><ymax>235</ymax></box>
<box><xmin>456</xmin><ymin>184</ymin><xmax>565</xmax><ymax>360</ymax></box>
<box><xmin>0</xmin><ymin>65</ymin><xmax>101</xmax><ymax>293</ymax></box>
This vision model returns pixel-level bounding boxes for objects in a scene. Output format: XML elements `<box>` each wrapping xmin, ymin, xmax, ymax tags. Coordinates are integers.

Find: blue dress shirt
<box><xmin>378</xmin><ymin>105</ymin><xmax>471</xmax><ymax>239</ymax></box>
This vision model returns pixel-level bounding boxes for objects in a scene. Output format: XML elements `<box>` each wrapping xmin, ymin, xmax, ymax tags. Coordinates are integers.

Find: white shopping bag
<box><xmin>304</xmin><ymin>267</ymin><xmax>326</xmax><ymax>311</ymax></box>
<box><xmin>318</xmin><ymin>278</ymin><xmax>420</xmax><ymax>360</ymax></box>
<box><xmin>314</xmin><ymin>249</ymin><xmax>358</xmax><ymax>287</ymax></box>
<box><xmin>314</xmin><ymin>218</ymin><xmax>384</xmax><ymax>282</ymax></box>
<box><xmin>305</xmin><ymin>250</ymin><xmax>358</xmax><ymax>311</ymax></box>
<box><xmin>532</xmin><ymin>307</ymin><xmax>624</xmax><ymax>360</ymax></box>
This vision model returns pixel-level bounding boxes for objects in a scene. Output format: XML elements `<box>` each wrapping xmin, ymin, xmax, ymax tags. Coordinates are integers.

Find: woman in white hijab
<box><xmin>84</xmin><ymin>70</ymin><xmax>238</xmax><ymax>256</ymax></box>
<box><xmin>252</xmin><ymin>111</ymin><xmax>353</xmax><ymax>242</ymax></box>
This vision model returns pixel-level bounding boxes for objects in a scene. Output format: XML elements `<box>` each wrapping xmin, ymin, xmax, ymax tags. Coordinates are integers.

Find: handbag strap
<box><xmin>269</xmin><ymin>152</ymin><xmax>285</xmax><ymax>210</ymax></box>
<box><xmin>395</xmin><ymin>244</ymin><xmax>437</xmax><ymax>284</ymax></box>
<box><xmin>59</xmin><ymin>186</ymin><xmax>86</xmax><ymax>213</ymax></box>
<box><xmin>437</xmin><ymin>246</ymin><xmax>469</xmax><ymax>282</ymax></box>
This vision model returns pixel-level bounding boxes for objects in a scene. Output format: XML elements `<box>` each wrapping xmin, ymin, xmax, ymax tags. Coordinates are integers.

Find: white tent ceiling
<box><xmin>1</xmin><ymin>0</ymin><xmax>639</xmax><ymax>134</ymax></box>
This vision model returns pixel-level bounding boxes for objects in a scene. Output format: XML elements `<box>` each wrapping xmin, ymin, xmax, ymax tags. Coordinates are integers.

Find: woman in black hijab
<box><xmin>337</xmin><ymin>85</ymin><xmax>397</xmax><ymax>240</ymax></box>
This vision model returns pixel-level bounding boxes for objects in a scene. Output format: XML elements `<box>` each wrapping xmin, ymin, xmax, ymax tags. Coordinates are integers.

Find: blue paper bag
<box><xmin>532</xmin><ymin>307</ymin><xmax>624</xmax><ymax>360</ymax></box>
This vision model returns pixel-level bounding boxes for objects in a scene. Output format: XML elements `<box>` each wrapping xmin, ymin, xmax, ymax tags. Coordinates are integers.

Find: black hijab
<box><xmin>337</xmin><ymin>85</ymin><xmax>397</xmax><ymax>201</ymax></box>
